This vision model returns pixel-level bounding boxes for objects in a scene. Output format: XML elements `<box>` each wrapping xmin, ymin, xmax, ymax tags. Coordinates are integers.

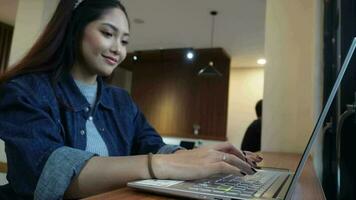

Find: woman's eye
<box><xmin>102</xmin><ymin>31</ymin><xmax>113</xmax><ymax>37</ymax></box>
<box><xmin>122</xmin><ymin>40</ymin><xmax>129</xmax><ymax>46</ymax></box>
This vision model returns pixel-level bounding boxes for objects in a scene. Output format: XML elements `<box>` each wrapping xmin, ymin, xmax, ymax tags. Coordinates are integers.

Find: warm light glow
<box><xmin>186</xmin><ymin>51</ymin><xmax>194</xmax><ymax>60</ymax></box>
<box><xmin>257</xmin><ymin>58</ymin><xmax>267</xmax><ymax>65</ymax></box>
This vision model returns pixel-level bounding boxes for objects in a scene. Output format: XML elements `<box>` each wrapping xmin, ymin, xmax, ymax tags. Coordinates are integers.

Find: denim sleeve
<box><xmin>0</xmin><ymin>81</ymin><xmax>71</xmax><ymax>197</ymax></box>
<box><xmin>34</xmin><ymin>147</ymin><xmax>95</xmax><ymax>200</ymax></box>
<box><xmin>157</xmin><ymin>144</ymin><xmax>185</xmax><ymax>154</ymax></box>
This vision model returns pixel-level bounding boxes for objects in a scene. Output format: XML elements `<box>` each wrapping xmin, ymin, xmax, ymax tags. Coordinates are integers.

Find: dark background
<box><xmin>323</xmin><ymin>0</ymin><xmax>356</xmax><ymax>199</ymax></box>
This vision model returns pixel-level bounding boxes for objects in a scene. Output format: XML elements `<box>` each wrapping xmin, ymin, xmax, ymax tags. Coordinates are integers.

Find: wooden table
<box><xmin>84</xmin><ymin>152</ymin><xmax>326</xmax><ymax>200</ymax></box>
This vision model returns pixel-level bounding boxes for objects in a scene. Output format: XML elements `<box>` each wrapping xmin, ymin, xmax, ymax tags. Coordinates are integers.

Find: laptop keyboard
<box><xmin>188</xmin><ymin>171</ymin><xmax>280</xmax><ymax>198</ymax></box>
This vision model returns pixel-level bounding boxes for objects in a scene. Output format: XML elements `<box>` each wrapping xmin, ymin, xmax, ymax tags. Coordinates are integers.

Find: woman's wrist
<box><xmin>151</xmin><ymin>154</ymin><xmax>169</xmax><ymax>179</ymax></box>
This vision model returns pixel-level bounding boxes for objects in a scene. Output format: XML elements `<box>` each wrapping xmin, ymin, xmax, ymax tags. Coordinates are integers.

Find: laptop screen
<box><xmin>285</xmin><ymin>37</ymin><xmax>356</xmax><ymax>199</ymax></box>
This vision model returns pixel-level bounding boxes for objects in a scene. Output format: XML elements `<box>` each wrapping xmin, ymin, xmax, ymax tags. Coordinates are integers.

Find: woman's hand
<box><xmin>242</xmin><ymin>150</ymin><xmax>263</xmax><ymax>168</ymax></box>
<box><xmin>152</xmin><ymin>142</ymin><xmax>262</xmax><ymax>180</ymax></box>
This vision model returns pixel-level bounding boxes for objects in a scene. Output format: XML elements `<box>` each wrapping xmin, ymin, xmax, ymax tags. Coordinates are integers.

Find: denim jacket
<box><xmin>0</xmin><ymin>72</ymin><xmax>181</xmax><ymax>199</ymax></box>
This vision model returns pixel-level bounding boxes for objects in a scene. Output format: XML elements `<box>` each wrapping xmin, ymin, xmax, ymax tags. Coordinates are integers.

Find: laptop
<box><xmin>128</xmin><ymin>37</ymin><xmax>356</xmax><ymax>200</ymax></box>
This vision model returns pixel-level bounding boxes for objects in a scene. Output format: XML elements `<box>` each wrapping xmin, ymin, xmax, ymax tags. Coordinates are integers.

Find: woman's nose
<box><xmin>110</xmin><ymin>44</ymin><xmax>120</xmax><ymax>55</ymax></box>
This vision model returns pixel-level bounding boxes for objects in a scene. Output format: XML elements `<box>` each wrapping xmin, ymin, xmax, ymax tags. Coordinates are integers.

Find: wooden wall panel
<box><xmin>194</xmin><ymin>56</ymin><xmax>229</xmax><ymax>140</ymax></box>
<box><xmin>118</xmin><ymin>48</ymin><xmax>230</xmax><ymax>140</ymax></box>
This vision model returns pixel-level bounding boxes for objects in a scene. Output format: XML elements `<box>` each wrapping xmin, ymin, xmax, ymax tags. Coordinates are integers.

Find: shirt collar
<box><xmin>57</xmin><ymin>73</ymin><xmax>114</xmax><ymax>112</ymax></box>
<box><xmin>96</xmin><ymin>78</ymin><xmax>114</xmax><ymax>111</ymax></box>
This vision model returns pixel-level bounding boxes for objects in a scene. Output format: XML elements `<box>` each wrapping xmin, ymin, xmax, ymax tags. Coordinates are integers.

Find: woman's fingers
<box><xmin>212</xmin><ymin>142</ymin><xmax>261</xmax><ymax>170</ymax></box>
<box><xmin>241</xmin><ymin>151</ymin><xmax>262</xmax><ymax>168</ymax></box>
<box><xmin>246</xmin><ymin>157</ymin><xmax>259</xmax><ymax>168</ymax></box>
<box><xmin>243</xmin><ymin>151</ymin><xmax>263</xmax><ymax>162</ymax></box>
<box><xmin>207</xmin><ymin>142</ymin><xmax>261</xmax><ymax>170</ymax></box>
<box><xmin>221</xmin><ymin>153</ymin><xmax>256</xmax><ymax>175</ymax></box>
<box><xmin>210</xmin><ymin>162</ymin><xmax>246</xmax><ymax>177</ymax></box>
<box><xmin>212</xmin><ymin>142</ymin><xmax>246</xmax><ymax>162</ymax></box>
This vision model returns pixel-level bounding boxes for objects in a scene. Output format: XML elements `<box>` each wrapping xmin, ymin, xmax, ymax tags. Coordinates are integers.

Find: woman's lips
<box><xmin>102</xmin><ymin>55</ymin><xmax>119</xmax><ymax>65</ymax></box>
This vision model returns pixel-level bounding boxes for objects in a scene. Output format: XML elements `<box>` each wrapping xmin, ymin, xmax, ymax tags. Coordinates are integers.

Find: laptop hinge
<box><xmin>276</xmin><ymin>175</ymin><xmax>293</xmax><ymax>199</ymax></box>
<box><xmin>262</xmin><ymin>174</ymin><xmax>289</xmax><ymax>198</ymax></box>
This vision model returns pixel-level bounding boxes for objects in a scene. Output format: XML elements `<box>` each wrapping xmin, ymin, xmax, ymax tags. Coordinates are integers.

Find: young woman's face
<box><xmin>79</xmin><ymin>8</ymin><xmax>130</xmax><ymax>77</ymax></box>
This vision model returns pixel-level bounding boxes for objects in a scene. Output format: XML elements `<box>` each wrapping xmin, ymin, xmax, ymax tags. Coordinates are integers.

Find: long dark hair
<box><xmin>0</xmin><ymin>0</ymin><xmax>129</xmax><ymax>84</ymax></box>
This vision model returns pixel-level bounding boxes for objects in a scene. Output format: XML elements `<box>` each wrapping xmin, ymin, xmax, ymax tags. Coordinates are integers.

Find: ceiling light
<box><xmin>257</xmin><ymin>58</ymin><xmax>267</xmax><ymax>65</ymax></box>
<box><xmin>186</xmin><ymin>51</ymin><xmax>194</xmax><ymax>60</ymax></box>
<box><xmin>198</xmin><ymin>61</ymin><xmax>222</xmax><ymax>77</ymax></box>
<box><xmin>197</xmin><ymin>10</ymin><xmax>222</xmax><ymax>77</ymax></box>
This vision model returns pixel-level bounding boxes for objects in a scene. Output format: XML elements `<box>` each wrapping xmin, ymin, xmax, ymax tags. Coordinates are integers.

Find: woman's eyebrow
<box><xmin>101</xmin><ymin>23</ymin><xmax>130</xmax><ymax>37</ymax></box>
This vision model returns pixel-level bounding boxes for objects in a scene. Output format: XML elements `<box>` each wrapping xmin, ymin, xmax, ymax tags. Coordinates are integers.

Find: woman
<box><xmin>0</xmin><ymin>0</ymin><xmax>262</xmax><ymax>199</ymax></box>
